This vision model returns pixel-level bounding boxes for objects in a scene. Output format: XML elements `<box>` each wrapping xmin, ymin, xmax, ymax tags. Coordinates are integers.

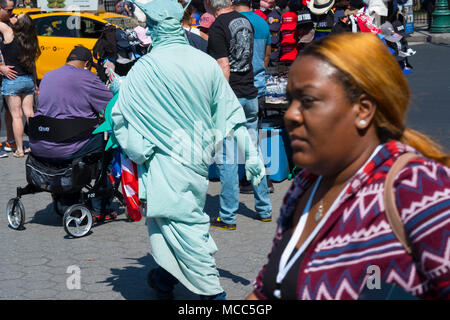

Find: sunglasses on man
<box><xmin>1</xmin><ymin>6</ymin><xmax>13</xmax><ymax>14</ymax></box>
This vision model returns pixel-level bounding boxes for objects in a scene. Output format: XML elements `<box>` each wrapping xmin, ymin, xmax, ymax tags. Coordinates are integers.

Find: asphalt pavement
<box><xmin>1</xmin><ymin>41</ymin><xmax>449</xmax><ymax>300</ymax></box>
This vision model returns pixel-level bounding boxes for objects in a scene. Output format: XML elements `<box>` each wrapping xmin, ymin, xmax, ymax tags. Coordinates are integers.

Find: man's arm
<box><xmin>207</xmin><ymin>23</ymin><xmax>231</xmax><ymax>81</ymax></box>
<box><xmin>0</xmin><ymin>50</ymin><xmax>17</xmax><ymax>80</ymax></box>
<box><xmin>88</xmin><ymin>75</ymin><xmax>114</xmax><ymax>114</ymax></box>
<box><xmin>216</xmin><ymin>57</ymin><xmax>230</xmax><ymax>82</ymax></box>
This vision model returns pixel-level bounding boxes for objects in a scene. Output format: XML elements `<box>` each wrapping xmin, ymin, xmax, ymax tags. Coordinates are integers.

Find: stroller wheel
<box><xmin>63</xmin><ymin>204</ymin><xmax>93</xmax><ymax>238</ymax></box>
<box><xmin>6</xmin><ymin>198</ymin><xmax>25</xmax><ymax>230</ymax></box>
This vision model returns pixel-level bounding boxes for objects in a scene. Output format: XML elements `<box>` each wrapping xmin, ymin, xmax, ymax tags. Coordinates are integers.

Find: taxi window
<box><xmin>104</xmin><ymin>17</ymin><xmax>142</xmax><ymax>29</ymax></box>
<box><xmin>34</xmin><ymin>16</ymin><xmax>75</xmax><ymax>37</ymax></box>
<box><xmin>76</xmin><ymin>17</ymin><xmax>104</xmax><ymax>39</ymax></box>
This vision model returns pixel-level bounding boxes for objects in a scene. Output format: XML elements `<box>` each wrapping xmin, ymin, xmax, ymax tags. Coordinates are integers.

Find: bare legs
<box><xmin>6</xmin><ymin>94</ymin><xmax>34</xmax><ymax>155</ymax></box>
<box><xmin>4</xmin><ymin>106</ymin><xmax>14</xmax><ymax>142</ymax></box>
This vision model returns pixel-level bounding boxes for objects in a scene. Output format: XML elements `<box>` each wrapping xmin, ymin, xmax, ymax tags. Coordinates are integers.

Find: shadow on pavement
<box><xmin>101</xmin><ymin>254</ymin><xmax>250</xmax><ymax>300</ymax></box>
<box><xmin>101</xmin><ymin>254</ymin><xmax>197</xmax><ymax>300</ymax></box>
<box><xmin>204</xmin><ymin>194</ymin><xmax>260</xmax><ymax>221</ymax></box>
<box><xmin>218</xmin><ymin>268</ymin><xmax>251</xmax><ymax>286</ymax></box>
<box><xmin>28</xmin><ymin>203</ymin><xmax>62</xmax><ymax>227</ymax></box>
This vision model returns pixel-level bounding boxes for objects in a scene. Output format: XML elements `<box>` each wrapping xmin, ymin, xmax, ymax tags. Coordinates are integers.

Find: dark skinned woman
<box><xmin>247</xmin><ymin>33</ymin><xmax>450</xmax><ymax>300</ymax></box>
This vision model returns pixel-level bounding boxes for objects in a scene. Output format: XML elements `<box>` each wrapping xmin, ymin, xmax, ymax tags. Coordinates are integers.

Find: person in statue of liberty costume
<box><xmin>107</xmin><ymin>0</ymin><xmax>266</xmax><ymax>300</ymax></box>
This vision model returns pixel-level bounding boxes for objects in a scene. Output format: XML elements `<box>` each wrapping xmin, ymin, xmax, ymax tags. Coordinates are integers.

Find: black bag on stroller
<box><xmin>25</xmin><ymin>154</ymin><xmax>98</xmax><ymax>194</ymax></box>
<box><xmin>26</xmin><ymin>154</ymin><xmax>73</xmax><ymax>193</ymax></box>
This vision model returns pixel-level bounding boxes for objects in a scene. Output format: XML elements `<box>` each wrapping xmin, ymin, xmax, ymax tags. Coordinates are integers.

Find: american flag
<box><xmin>120</xmin><ymin>153</ymin><xmax>142</xmax><ymax>222</ymax></box>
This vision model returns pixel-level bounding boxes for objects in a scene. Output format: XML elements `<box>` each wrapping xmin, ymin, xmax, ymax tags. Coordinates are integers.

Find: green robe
<box><xmin>110</xmin><ymin>34</ymin><xmax>247</xmax><ymax>295</ymax></box>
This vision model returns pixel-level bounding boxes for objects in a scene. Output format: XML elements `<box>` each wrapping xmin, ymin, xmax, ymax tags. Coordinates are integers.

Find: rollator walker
<box><xmin>6</xmin><ymin>115</ymin><xmax>126</xmax><ymax>238</ymax></box>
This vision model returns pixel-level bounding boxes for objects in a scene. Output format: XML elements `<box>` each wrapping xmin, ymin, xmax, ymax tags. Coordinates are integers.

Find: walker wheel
<box><xmin>63</xmin><ymin>204</ymin><xmax>93</xmax><ymax>238</ymax></box>
<box><xmin>6</xmin><ymin>198</ymin><xmax>25</xmax><ymax>230</ymax></box>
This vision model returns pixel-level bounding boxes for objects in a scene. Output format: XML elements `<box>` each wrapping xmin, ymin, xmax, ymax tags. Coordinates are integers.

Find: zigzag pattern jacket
<box><xmin>254</xmin><ymin>140</ymin><xmax>450</xmax><ymax>299</ymax></box>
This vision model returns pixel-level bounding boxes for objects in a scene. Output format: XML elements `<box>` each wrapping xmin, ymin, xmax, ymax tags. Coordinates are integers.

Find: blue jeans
<box><xmin>216</xmin><ymin>97</ymin><xmax>272</xmax><ymax>225</ymax></box>
<box><xmin>2</xmin><ymin>75</ymin><xmax>35</xmax><ymax>96</ymax></box>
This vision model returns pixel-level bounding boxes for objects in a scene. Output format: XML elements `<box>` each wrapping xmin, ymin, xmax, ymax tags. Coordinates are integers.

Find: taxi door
<box><xmin>33</xmin><ymin>14</ymin><xmax>103</xmax><ymax>79</ymax></box>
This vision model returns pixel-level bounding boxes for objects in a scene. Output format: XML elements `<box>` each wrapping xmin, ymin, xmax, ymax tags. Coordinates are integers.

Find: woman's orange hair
<box><xmin>301</xmin><ymin>32</ymin><xmax>449</xmax><ymax>166</ymax></box>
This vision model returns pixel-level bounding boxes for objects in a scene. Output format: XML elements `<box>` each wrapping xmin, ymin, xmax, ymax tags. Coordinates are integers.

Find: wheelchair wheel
<box><xmin>63</xmin><ymin>204</ymin><xmax>93</xmax><ymax>238</ymax></box>
<box><xmin>6</xmin><ymin>198</ymin><xmax>25</xmax><ymax>230</ymax></box>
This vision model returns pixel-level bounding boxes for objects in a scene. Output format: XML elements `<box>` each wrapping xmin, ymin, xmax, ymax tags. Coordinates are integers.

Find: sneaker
<box><xmin>239</xmin><ymin>178</ymin><xmax>253</xmax><ymax>194</ymax></box>
<box><xmin>91</xmin><ymin>210</ymin><xmax>118</xmax><ymax>223</ymax></box>
<box><xmin>398</xmin><ymin>50</ymin><xmax>410</xmax><ymax>58</ymax></box>
<box><xmin>210</xmin><ymin>217</ymin><xmax>236</xmax><ymax>230</ymax></box>
<box><xmin>267</xmin><ymin>178</ymin><xmax>274</xmax><ymax>193</ymax></box>
<box><xmin>406</xmin><ymin>48</ymin><xmax>416</xmax><ymax>56</ymax></box>
<box><xmin>239</xmin><ymin>177</ymin><xmax>274</xmax><ymax>194</ymax></box>
<box><xmin>256</xmin><ymin>215</ymin><xmax>272</xmax><ymax>222</ymax></box>
<box><xmin>3</xmin><ymin>141</ymin><xmax>16</xmax><ymax>152</ymax></box>
<box><xmin>402</xmin><ymin>67</ymin><xmax>413</xmax><ymax>75</ymax></box>
<box><xmin>0</xmin><ymin>149</ymin><xmax>8</xmax><ymax>158</ymax></box>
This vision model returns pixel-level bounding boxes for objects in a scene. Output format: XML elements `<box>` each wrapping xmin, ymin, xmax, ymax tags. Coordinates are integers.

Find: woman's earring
<box><xmin>359</xmin><ymin>120</ymin><xmax>367</xmax><ymax>126</ymax></box>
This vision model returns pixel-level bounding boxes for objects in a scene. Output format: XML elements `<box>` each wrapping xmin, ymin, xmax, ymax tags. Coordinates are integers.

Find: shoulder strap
<box><xmin>383</xmin><ymin>152</ymin><xmax>419</xmax><ymax>255</ymax></box>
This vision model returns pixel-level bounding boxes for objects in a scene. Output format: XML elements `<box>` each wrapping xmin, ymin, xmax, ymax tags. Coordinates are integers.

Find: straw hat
<box><xmin>307</xmin><ymin>0</ymin><xmax>335</xmax><ymax>15</ymax></box>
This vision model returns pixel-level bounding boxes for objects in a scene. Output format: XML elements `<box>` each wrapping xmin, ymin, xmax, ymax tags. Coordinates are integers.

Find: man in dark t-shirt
<box><xmin>207</xmin><ymin>3</ymin><xmax>257</xmax><ymax>97</ymax></box>
<box><xmin>206</xmin><ymin>0</ymin><xmax>272</xmax><ymax>231</ymax></box>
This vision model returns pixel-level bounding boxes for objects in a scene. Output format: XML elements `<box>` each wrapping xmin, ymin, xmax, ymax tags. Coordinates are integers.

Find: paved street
<box><xmin>1</xmin><ymin>42</ymin><xmax>449</xmax><ymax>300</ymax></box>
<box><xmin>0</xmin><ymin>154</ymin><xmax>290</xmax><ymax>299</ymax></box>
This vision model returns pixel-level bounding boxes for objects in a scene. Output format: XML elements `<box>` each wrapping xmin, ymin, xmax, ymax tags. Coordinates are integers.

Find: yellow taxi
<box><xmin>12</xmin><ymin>8</ymin><xmax>42</xmax><ymax>16</ymax></box>
<box><xmin>25</xmin><ymin>11</ymin><xmax>141</xmax><ymax>79</ymax></box>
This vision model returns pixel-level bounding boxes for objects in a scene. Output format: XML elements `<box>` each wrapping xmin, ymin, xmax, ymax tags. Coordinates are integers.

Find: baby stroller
<box><xmin>6</xmin><ymin>115</ymin><xmax>125</xmax><ymax>238</ymax></box>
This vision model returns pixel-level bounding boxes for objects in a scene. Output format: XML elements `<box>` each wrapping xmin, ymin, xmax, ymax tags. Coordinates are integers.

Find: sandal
<box><xmin>24</xmin><ymin>148</ymin><xmax>31</xmax><ymax>154</ymax></box>
<box><xmin>12</xmin><ymin>150</ymin><xmax>24</xmax><ymax>158</ymax></box>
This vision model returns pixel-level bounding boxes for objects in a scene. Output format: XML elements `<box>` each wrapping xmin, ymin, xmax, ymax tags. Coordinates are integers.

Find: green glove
<box><xmin>234</xmin><ymin>125</ymin><xmax>266</xmax><ymax>186</ymax></box>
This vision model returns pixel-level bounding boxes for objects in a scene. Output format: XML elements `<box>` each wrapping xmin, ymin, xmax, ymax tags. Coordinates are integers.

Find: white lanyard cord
<box><xmin>276</xmin><ymin>176</ymin><xmax>322</xmax><ymax>284</ymax></box>
<box><xmin>274</xmin><ymin>145</ymin><xmax>384</xmax><ymax>298</ymax></box>
<box><xmin>273</xmin><ymin>177</ymin><xmax>348</xmax><ymax>298</ymax></box>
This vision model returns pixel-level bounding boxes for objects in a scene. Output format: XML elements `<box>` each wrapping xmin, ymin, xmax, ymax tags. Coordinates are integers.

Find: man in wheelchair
<box><xmin>27</xmin><ymin>45</ymin><xmax>116</xmax><ymax>220</ymax></box>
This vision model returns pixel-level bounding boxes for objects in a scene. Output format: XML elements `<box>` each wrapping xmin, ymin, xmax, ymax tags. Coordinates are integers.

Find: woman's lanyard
<box><xmin>273</xmin><ymin>145</ymin><xmax>383</xmax><ymax>299</ymax></box>
<box><xmin>274</xmin><ymin>175</ymin><xmax>324</xmax><ymax>299</ymax></box>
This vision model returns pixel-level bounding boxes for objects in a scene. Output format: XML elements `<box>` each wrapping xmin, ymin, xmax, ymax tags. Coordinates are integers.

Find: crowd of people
<box><xmin>0</xmin><ymin>0</ymin><xmax>449</xmax><ymax>300</ymax></box>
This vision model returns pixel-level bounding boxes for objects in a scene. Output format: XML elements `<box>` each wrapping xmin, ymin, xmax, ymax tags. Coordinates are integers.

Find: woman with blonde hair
<box><xmin>247</xmin><ymin>32</ymin><xmax>450</xmax><ymax>300</ymax></box>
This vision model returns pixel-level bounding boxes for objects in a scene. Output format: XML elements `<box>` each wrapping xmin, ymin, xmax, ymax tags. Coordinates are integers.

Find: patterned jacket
<box><xmin>254</xmin><ymin>141</ymin><xmax>450</xmax><ymax>299</ymax></box>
